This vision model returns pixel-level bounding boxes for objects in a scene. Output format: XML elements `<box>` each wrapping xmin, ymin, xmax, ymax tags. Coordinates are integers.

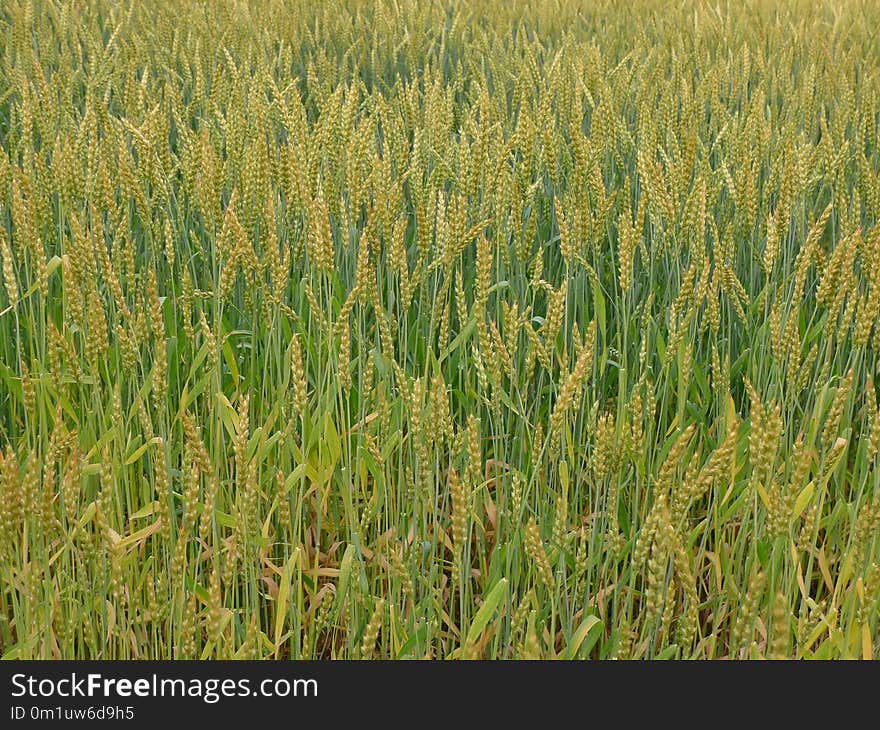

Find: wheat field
<box><xmin>1</xmin><ymin>0</ymin><xmax>879</xmax><ymax>660</ymax></box>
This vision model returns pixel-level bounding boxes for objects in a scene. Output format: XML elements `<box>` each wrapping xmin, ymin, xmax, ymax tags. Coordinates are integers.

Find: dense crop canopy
<box><xmin>0</xmin><ymin>0</ymin><xmax>879</xmax><ymax>659</ymax></box>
